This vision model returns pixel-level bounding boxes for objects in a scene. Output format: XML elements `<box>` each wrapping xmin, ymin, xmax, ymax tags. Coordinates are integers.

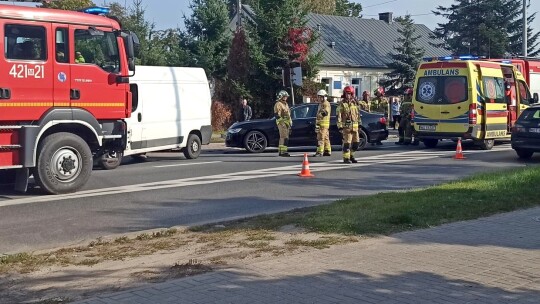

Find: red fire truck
<box><xmin>490</xmin><ymin>58</ymin><xmax>540</xmax><ymax>99</ymax></box>
<box><xmin>0</xmin><ymin>4</ymin><xmax>139</xmax><ymax>194</ymax></box>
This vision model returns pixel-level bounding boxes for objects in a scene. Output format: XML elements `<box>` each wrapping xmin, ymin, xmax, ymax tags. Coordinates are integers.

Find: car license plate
<box><xmin>419</xmin><ymin>125</ymin><xmax>436</xmax><ymax>131</ymax></box>
<box><xmin>529</xmin><ymin>128</ymin><xmax>540</xmax><ymax>133</ymax></box>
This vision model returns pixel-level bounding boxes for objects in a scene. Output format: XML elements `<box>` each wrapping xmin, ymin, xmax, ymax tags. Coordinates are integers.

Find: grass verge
<box><xmin>210</xmin><ymin>131</ymin><xmax>226</xmax><ymax>143</ymax></box>
<box><xmin>202</xmin><ymin>166</ymin><xmax>540</xmax><ymax>235</ymax></box>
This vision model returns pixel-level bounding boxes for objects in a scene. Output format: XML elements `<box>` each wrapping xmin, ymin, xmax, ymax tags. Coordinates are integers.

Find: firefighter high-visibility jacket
<box><xmin>274</xmin><ymin>100</ymin><xmax>292</xmax><ymax>127</ymax></box>
<box><xmin>400</xmin><ymin>96</ymin><xmax>413</xmax><ymax>120</ymax></box>
<box><xmin>337</xmin><ymin>100</ymin><xmax>360</xmax><ymax>130</ymax></box>
<box><xmin>316</xmin><ymin>100</ymin><xmax>331</xmax><ymax>129</ymax></box>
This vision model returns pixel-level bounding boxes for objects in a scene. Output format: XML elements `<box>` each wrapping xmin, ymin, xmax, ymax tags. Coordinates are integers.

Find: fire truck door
<box><xmin>53</xmin><ymin>26</ymin><xmax>70</xmax><ymax>107</ymax></box>
<box><xmin>69</xmin><ymin>25</ymin><xmax>127</xmax><ymax>120</ymax></box>
<box><xmin>1</xmin><ymin>22</ymin><xmax>53</xmax><ymax>120</ymax></box>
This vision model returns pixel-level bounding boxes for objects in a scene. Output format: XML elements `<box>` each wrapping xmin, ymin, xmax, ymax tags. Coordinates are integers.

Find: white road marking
<box><xmin>0</xmin><ymin>146</ymin><xmax>513</xmax><ymax>207</ymax></box>
<box><xmin>153</xmin><ymin>161</ymin><xmax>222</xmax><ymax>168</ymax></box>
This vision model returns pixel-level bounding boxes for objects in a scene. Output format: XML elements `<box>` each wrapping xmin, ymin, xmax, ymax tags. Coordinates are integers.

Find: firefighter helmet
<box><xmin>343</xmin><ymin>86</ymin><xmax>354</xmax><ymax>95</ymax></box>
<box><xmin>277</xmin><ymin>90</ymin><xmax>289</xmax><ymax>99</ymax></box>
<box><xmin>317</xmin><ymin>89</ymin><xmax>327</xmax><ymax>96</ymax></box>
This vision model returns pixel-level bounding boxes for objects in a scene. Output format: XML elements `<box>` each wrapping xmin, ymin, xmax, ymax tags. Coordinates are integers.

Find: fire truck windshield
<box><xmin>74</xmin><ymin>29</ymin><xmax>120</xmax><ymax>73</ymax></box>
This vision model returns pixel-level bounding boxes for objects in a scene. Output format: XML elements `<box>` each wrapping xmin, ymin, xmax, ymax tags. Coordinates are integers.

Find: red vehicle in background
<box><xmin>490</xmin><ymin>58</ymin><xmax>540</xmax><ymax>100</ymax></box>
<box><xmin>0</xmin><ymin>4</ymin><xmax>139</xmax><ymax>194</ymax></box>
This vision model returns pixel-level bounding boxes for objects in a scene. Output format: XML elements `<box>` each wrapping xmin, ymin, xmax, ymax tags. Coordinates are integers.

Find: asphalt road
<box><xmin>0</xmin><ymin>139</ymin><xmax>538</xmax><ymax>254</ymax></box>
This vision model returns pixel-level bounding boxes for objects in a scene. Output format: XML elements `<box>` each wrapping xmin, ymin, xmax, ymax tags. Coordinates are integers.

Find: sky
<box><xmin>5</xmin><ymin>0</ymin><xmax>540</xmax><ymax>38</ymax></box>
<box><xmin>166</xmin><ymin>0</ymin><xmax>540</xmax><ymax>34</ymax></box>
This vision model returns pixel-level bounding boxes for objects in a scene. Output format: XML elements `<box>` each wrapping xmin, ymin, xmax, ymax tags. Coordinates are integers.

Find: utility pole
<box><xmin>523</xmin><ymin>0</ymin><xmax>528</xmax><ymax>57</ymax></box>
<box><xmin>237</xmin><ymin>0</ymin><xmax>242</xmax><ymax>29</ymax></box>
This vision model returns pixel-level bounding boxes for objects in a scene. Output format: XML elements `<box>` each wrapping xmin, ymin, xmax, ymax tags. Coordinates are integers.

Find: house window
<box><xmin>333</xmin><ymin>80</ymin><xmax>342</xmax><ymax>90</ymax></box>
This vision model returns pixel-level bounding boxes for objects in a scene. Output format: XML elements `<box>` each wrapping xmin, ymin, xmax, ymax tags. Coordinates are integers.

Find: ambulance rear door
<box><xmin>476</xmin><ymin>63</ymin><xmax>508</xmax><ymax>138</ymax></box>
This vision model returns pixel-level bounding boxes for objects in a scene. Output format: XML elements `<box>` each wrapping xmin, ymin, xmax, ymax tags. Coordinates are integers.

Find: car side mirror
<box><xmin>533</xmin><ymin>93</ymin><xmax>539</xmax><ymax>104</ymax></box>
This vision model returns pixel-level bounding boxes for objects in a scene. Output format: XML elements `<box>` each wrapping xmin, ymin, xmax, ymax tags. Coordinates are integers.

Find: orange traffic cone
<box><xmin>298</xmin><ymin>153</ymin><xmax>315</xmax><ymax>177</ymax></box>
<box><xmin>454</xmin><ymin>138</ymin><xmax>466</xmax><ymax>160</ymax></box>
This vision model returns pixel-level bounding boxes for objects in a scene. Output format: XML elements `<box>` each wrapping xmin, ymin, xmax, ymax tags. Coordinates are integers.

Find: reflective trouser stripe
<box><xmin>278</xmin><ymin>145</ymin><xmax>288</xmax><ymax>153</ymax></box>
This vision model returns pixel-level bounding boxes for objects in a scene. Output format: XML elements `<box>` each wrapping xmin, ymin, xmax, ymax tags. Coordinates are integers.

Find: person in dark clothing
<box><xmin>239</xmin><ymin>99</ymin><xmax>253</xmax><ymax>121</ymax></box>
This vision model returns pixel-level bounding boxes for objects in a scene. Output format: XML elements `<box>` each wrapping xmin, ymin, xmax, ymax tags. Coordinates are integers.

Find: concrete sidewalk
<box><xmin>76</xmin><ymin>208</ymin><xmax>540</xmax><ymax>304</ymax></box>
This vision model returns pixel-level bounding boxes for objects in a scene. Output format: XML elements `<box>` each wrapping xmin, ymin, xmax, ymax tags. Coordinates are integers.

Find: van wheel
<box><xmin>357</xmin><ymin>129</ymin><xmax>368</xmax><ymax>151</ymax></box>
<box><xmin>183</xmin><ymin>134</ymin><xmax>202</xmax><ymax>159</ymax></box>
<box><xmin>423</xmin><ymin>139</ymin><xmax>438</xmax><ymax>148</ymax></box>
<box><xmin>515</xmin><ymin>149</ymin><xmax>533</xmax><ymax>159</ymax></box>
<box><xmin>477</xmin><ymin>139</ymin><xmax>494</xmax><ymax>150</ymax></box>
<box><xmin>34</xmin><ymin>133</ymin><xmax>93</xmax><ymax>194</ymax></box>
<box><xmin>99</xmin><ymin>151</ymin><xmax>123</xmax><ymax>170</ymax></box>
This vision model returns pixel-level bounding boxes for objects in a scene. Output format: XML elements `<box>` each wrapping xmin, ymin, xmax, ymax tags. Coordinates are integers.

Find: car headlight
<box><xmin>228</xmin><ymin>128</ymin><xmax>242</xmax><ymax>134</ymax></box>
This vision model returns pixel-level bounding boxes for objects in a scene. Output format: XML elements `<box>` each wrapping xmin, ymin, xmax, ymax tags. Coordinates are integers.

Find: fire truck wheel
<box><xmin>99</xmin><ymin>151</ymin><xmax>123</xmax><ymax>170</ymax></box>
<box><xmin>183</xmin><ymin>134</ymin><xmax>202</xmax><ymax>159</ymax></box>
<box><xmin>34</xmin><ymin>133</ymin><xmax>93</xmax><ymax>195</ymax></box>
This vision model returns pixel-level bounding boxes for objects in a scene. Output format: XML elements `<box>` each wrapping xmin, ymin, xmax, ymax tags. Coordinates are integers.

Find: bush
<box><xmin>211</xmin><ymin>100</ymin><xmax>233</xmax><ymax>131</ymax></box>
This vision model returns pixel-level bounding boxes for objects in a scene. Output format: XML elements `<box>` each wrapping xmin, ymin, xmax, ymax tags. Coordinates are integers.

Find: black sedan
<box><xmin>511</xmin><ymin>104</ymin><xmax>540</xmax><ymax>158</ymax></box>
<box><xmin>225</xmin><ymin>102</ymin><xmax>389</xmax><ymax>153</ymax></box>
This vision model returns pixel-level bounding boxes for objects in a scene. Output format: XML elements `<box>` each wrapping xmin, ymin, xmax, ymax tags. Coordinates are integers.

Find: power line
<box><xmin>363</xmin><ymin>0</ymin><xmax>398</xmax><ymax>9</ymax></box>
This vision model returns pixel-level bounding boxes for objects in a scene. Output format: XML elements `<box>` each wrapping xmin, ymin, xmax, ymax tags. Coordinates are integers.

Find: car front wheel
<box><xmin>244</xmin><ymin>130</ymin><xmax>267</xmax><ymax>153</ymax></box>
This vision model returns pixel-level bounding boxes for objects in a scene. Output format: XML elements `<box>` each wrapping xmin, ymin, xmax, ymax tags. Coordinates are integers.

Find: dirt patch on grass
<box><xmin>0</xmin><ymin>226</ymin><xmax>357</xmax><ymax>303</ymax></box>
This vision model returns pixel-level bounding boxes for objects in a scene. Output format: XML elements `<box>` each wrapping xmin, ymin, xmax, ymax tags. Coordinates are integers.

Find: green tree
<box><xmin>380</xmin><ymin>15</ymin><xmax>425</xmax><ymax>95</ymax></box>
<box><xmin>507</xmin><ymin>2</ymin><xmax>540</xmax><ymax>56</ymax></box>
<box><xmin>433</xmin><ymin>0</ymin><xmax>539</xmax><ymax>57</ymax></box>
<box><xmin>334</xmin><ymin>0</ymin><xmax>362</xmax><ymax>17</ymax></box>
<box><xmin>184</xmin><ymin>0</ymin><xmax>232</xmax><ymax>79</ymax></box>
<box><xmin>39</xmin><ymin>0</ymin><xmax>95</xmax><ymax>10</ymax></box>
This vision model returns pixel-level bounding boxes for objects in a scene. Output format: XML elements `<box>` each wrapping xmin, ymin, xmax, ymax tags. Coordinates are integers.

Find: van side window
<box><xmin>518</xmin><ymin>80</ymin><xmax>531</xmax><ymax>106</ymax></box>
<box><xmin>482</xmin><ymin>77</ymin><xmax>506</xmax><ymax>104</ymax></box>
<box><xmin>55</xmin><ymin>28</ymin><xmax>69</xmax><ymax>63</ymax></box>
<box><xmin>4</xmin><ymin>24</ymin><xmax>47</xmax><ymax>61</ymax></box>
<box><xmin>74</xmin><ymin>29</ymin><xmax>120</xmax><ymax>73</ymax></box>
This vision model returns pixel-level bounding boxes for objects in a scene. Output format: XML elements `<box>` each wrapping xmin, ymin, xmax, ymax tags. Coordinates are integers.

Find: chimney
<box><xmin>379</xmin><ymin>12</ymin><xmax>393</xmax><ymax>24</ymax></box>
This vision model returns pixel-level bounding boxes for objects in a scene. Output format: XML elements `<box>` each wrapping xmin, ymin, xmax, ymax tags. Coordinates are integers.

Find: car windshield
<box><xmin>416</xmin><ymin>76</ymin><xmax>468</xmax><ymax>104</ymax></box>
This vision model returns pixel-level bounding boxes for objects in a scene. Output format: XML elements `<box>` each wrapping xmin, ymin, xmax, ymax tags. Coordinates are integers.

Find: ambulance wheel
<box><xmin>423</xmin><ymin>139</ymin><xmax>438</xmax><ymax>148</ymax></box>
<box><xmin>34</xmin><ymin>133</ymin><xmax>93</xmax><ymax>194</ymax></box>
<box><xmin>99</xmin><ymin>151</ymin><xmax>123</xmax><ymax>170</ymax></box>
<box><xmin>183</xmin><ymin>134</ymin><xmax>202</xmax><ymax>159</ymax></box>
<box><xmin>515</xmin><ymin>149</ymin><xmax>533</xmax><ymax>159</ymax></box>
<box><xmin>477</xmin><ymin>139</ymin><xmax>494</xmax><ymax>150</ymax></box>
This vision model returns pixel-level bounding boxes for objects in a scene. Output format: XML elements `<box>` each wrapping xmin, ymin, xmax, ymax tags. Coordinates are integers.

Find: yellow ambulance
<box><xmin>412</xmin><ymin>56</ymin><xmax>538</xmax><ymax>149</ymax></box>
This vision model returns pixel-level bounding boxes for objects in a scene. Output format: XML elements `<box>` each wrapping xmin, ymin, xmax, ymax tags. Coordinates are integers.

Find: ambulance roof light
<box><xmin>80</xmin><ymin>6</ymin><xmax>110</xmax><ymax>16</ymax></box>
<box><xmin>422</xmin><ymin>55</ymin><xmax>481</xmax><ymax>62</ymax></box>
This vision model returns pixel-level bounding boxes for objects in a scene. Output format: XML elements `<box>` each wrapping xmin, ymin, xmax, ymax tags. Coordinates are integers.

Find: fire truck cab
<box><xmin>0</xmin><ymin>4</ymin><xmax>139</xmax><ymax>194</ymax></box>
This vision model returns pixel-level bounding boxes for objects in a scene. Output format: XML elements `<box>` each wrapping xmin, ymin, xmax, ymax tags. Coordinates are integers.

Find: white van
<box><xmin>98</xmin><ymin>66</ymin><xmax>212</xmax><ymax>169</ymax></box>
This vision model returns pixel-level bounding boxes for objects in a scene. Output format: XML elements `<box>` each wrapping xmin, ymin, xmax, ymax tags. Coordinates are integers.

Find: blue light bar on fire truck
<box><xmin>422</xmin><ymin>55</ymin><xmax>482</xmax><ymax>62</ymax></box>
<box><xmin>80</xmin><ymin>7</ymin><xmax>110</xmax><ymax>16</ymax></box>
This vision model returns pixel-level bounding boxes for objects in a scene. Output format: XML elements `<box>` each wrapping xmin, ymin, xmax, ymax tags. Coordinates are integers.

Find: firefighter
<box><xmin>313</xmin><ymin>89</ymin><xmax>331</xmax><ymax>157</ymax></box>
<box><xmin>75</xmin><ymin>51</ymin><xmax>85</xmax><ymax>63</ymax></box>
<box><xmin>337</xmin><ymin>86</ymin><xmax>360</xmax><ymax>164</ymax></box>
<box><xmin>274</xmin><ymin>90</ymin><xmax>292</xmax><ymax>157</ymax></box>
<box><xmin>399</xmin><ymin>88</ymin><xmax>415</xmax><ymax>145</ymax></box>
